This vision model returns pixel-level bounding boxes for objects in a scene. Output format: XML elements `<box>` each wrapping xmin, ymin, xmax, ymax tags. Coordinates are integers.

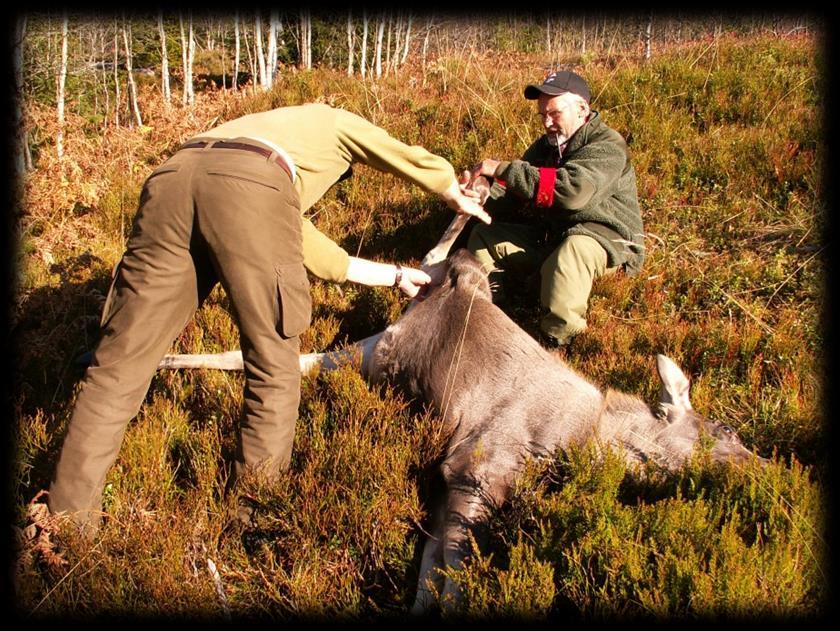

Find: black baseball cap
<box><xmin>524</xmin><ymin>71</ymin><xmax>591</xmax><ymax>103</ymax></box>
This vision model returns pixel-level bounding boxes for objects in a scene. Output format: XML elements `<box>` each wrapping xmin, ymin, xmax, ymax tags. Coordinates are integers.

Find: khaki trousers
<box><xmin>48</xmin><ymin>143</ymin><xmax>311</xmax><ymax>532</ymax></box>
<box><xmin>467</xmin><ymin>222</ymin><xmax>616</xmax><ymax>343</ymax></box>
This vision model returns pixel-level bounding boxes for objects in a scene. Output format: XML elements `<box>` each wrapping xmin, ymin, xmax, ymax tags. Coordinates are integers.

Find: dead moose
<box><xmin>156</xmin><ymin>176</ymin><xmax>767</xmax><ymax>614</ymax></box>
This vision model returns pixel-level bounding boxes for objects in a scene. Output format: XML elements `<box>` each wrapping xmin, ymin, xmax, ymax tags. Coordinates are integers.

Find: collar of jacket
<box><xmin>557</xmin><ymin>110</ymin><xmax>602</xmax><ymax>156</ymax></box>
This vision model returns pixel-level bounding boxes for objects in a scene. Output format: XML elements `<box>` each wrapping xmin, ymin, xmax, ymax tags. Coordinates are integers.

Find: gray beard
<box><xmin>546</xmin><ymin>132</ymin><xmax>568</xmax><ymax>147</ymax></box>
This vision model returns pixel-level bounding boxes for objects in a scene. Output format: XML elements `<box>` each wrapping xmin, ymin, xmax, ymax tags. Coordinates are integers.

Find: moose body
<box><xmin>367</xmin><ymin>248</ymin><xmax>760</xmax><ymax>614</ymax></box>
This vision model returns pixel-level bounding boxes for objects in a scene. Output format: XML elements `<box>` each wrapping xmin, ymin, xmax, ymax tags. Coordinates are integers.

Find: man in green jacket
<box><xmin>48</xmin><ymin>103</ymin><xmax>490</xmax><ymax>535</ymax></box>
<box><xmin>467</xmin><ymin>70</ymin><xmax>645</xmax><ymax>346</ymax></box>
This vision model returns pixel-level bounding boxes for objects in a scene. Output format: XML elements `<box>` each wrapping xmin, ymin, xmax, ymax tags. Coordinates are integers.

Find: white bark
<box><xmin>158</xmin><ymin>13</ymin><xmax>171</xmax><ymax>103</ymax></box>
<box><xmin>421</xmin><ymin>17</ymin><xmax>431</xmax><ymax>80</ymax></box>
<box><xmin>179</xmin><ymin>14</ymin><xmax>187</xmax><ymax>105</ymax></box>
<box><xmin>255</xmin><ymin>12</ymin><xmax>267</xmax><ymax>90</ymax></box>
<box><xmin>546</xmin><ymin>15</ymin><xmax>551</xmax><ymax>56</ymax></box>
<box><xmin>56</xmin><ymin>12</ymin><xmax>68</xmax><ymax>159</ymax></box>
<box><xmin>299</xmin><ymin>10</ymin><xmax>312</xmax><ymax>70</ymax></box>
<box><xmin>179</xmin><ymin>13</ymin><xmax>195</xmax><ymax>105</ymax></box>
<box><xmin>113</xmin><ymin>24</ymin><xmax>120</xmax><ymax>126</ymax></box>
<box><xmin>401</xmin><ymin>13</ymin><xmax>412</xmax><ymax>66</ymax></box>
<box><xmin>233</xmin><ymin>12</ymin><xmax>240</xmax><ymax>90</ymax></box>
<box><xmin>375</xmin><ymin>14</ymin><xmax>384</xmax><ymax>78</ymax></box>
<box><xmin>13</xmin><ymin>15</ymin><xmax>29</xmax><ymax>174</ymax></box>
<box><xmin>581</xmin><ymin>15</ymin><xmax>587</xmax><ymax>56</ymax></box>
<box><xmin>361</xmin><ymin>12</ymin><xmax>368</xmax><ymax>78</ymax></box>
<box><xmin>267</xmin><ymin>10</ymin><xmax>278</xmax><ymax>88</ymax></box>
<box><xmin>123</xmin><ymin>21</ymin><xmax>143</xmax><ymax>127</ymax></box>
<box><xmin>187</xmin><ymin>15</ymin><xmax>195</xmax><ymax>103</ymax></box>
<box><xmin>385</xmin><ymin>13</ymin><xmax>392</xmax><ymax>75</ymax></box>
<box><xmin>242</xmin><ymin>23</ymin><xmax>257</xmax><ymax>95</ymax></box>
<box><xmin>346</xmin><ymin>12</ymin><xmax>354</xmax><ymax>75</ymax></box>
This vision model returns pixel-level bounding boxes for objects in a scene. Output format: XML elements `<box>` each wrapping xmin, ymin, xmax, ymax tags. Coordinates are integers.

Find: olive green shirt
<box><xmin>192</xmin><ymin>103</ymin><xmax>457</xmax><ymax>282</ymax></box>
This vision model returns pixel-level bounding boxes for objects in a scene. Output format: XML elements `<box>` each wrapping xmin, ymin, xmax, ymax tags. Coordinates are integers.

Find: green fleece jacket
<box><xmin>487</xmin><ymin>111</ymin><xmax>645</xmax><ymax>275</ymax></box>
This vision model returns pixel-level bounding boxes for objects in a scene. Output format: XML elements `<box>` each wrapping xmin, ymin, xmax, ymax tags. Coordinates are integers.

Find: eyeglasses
<box><xmin>536</xmin><ymin>102</ymin><xmax>571</xmax><ymax>123</ymax></box>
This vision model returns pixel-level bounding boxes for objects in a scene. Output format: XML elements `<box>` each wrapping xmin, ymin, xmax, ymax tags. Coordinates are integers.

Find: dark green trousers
<box><xmin>48</xmin><ymin>142</ymin><xmax>311</xmax><ymax>533</ymax></box>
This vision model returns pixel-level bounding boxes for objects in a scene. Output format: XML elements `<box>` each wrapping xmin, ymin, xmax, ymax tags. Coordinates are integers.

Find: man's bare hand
<box><xmin>441</xmin><ymin>180</ymin><xmax>491</xmax><ymax>224</ymax></box>
<box><xmin>472</xmin><ymin>158</ymin><xmax>501</xmax><ymax>179</ymax></box>
<box><xmin>396</xmin><ymin>265</ymin><xmax>432</xmax><ymax>299</ymax></box>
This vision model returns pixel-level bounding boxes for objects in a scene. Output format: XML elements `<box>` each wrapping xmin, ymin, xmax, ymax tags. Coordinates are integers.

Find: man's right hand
<box><xmin>442</xmin><ymin>179</ymin><xmax>491</xmax><ymax>224</ymax></box>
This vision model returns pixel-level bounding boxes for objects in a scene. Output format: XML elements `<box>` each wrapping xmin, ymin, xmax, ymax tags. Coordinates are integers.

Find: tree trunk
<box><xmin>242</xmin><ymin>22</ymin><xmax>257</xmax><ymax>95</ymax></box>
<box><xmin>421</xmin><ymin>17</ymin><xmax>431</xmax><ymax>82</ymax></box>
<box><xmin>361</xmin><ymin>12</ymin><xmax>368</xmax><ymax>78</ymax></box>
<box><xmin>581</xmin><ymin>15</ymin><xmax>586</xmax><ymax>57</ymax></box>
<box><xmin>546</xmin><ymin>15</ymin><xmax>551</xmax><ymax>57</ymax></box>
<box><xmin>385</xmin><ymin>13</ymin><xmax>392</xmax><ymax>75</ymax></box>
<box><xmin>392</xmin><ymin>14</ymin><xmax>402</xmax><ymax>73</ymax></box>
<box><xmin>255</xmin><ymin>12</ymin><xmax>267</xmax><ymax>90</ymax></box>
<box><xmin>401</xmin><ymin>13</ymin><xmax>412</xmax><ymax>66</ymax></box>
<box><xmin>375</xmin><ymin>14</ymin><xmax>385</xmax><ymax>79</ymax></box>
<box><xmin>158</xmin><ymin>13</ymin><xmax>171</xmax><ymax>104</ymax></box>
<box><xmin>234</xmin><ymin>12</ymin><xmax>241</xmax><ymax>90</ymax></box>
<box><xmin>347</xmin><ymin>12</ymin><xmax>354</xmax><ymax>75</ymax></box>
<box><xmin>306</xmin><ymin>12</ymin><xmax>312</xmax><ymax>69</ymax></box>
<box><xmin>179</xmin><ymin>13</ymin><xmax>195</xmax><ymax>105</ymax></box>
<box><xmin>13</xmin><ymin>15</ymin><xmax>29</xmax><ymax>174</ymax></box>
<box><xmin>187</xmin><ymin>14</ymin><xmax>195</xmax><ymax>103</ymax></box>
<box><xmin>221</xmin><ymin>23</ymin><xmax>227</xmax><ymax>91</ymax></box>
<box><xmin>267</xmin><ymin>11</ymin><xmax>278</xmax><ymax>88</ymax></box>
<box><xmin>179</xmin><ymin>14</ymin><xmax>187</xmax><ymax>105</ymax></box>
<box><xmin>644</xmin><ymin>13</ymin><xmax>653</xmax><ymax>61</ymax></box>
<box><xmin>114</xmin><ymin>24</ymin><xmax>121</xmax><ymax>126</ymax></box>
<box><xmin>299</xmin><ymin>10</ymin><xmax>312</xmax><ymax>70</ymax></box>
<box><xmin>123</xmin><ymin>20</ymin><xmax>143</xmax><ymax>127</ymax></box>
<box><xmin>56</xmin><ymin>12</ymin><xmax>68</xmax><ymax>160</ymax></box>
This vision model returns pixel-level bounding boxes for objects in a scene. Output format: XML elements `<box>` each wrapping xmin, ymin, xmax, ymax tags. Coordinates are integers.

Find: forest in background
<box><xmin>12</xmin><ymin>11</ymin><xmax>816</xmax><ymax>173</ymax></box>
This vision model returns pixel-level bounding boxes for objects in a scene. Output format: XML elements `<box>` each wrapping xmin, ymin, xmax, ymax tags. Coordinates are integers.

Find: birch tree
<box><xmin>374</xmin><ymin>13</ymin><xmax>385</xmax><ymax>79</ymax></box>
<box><xmin>384</xmin><ymin>13</ymin><xmax>392</xmax><ymax>75</ymax></box>
<box><xmin>361</xmin><ymin>12</ymin><xmax>368</xmax><ymax>78</ymax></box>
<box><xmin>400</xmin><ymin>13</ymin><xmax>412</xmax><ymax>66</ymax></box>
<box><xmin>158</xmin><ymin>13</ymin><xmax>171</xmax><ymax>103</ymax></box>
<box><xmin>113</xmin><ymin>22</ymin><xmax>121</xmax><ymax>126</ymax></box>
<box><xmin>421</xmin><ymin>16</ymin><xmax>432</xmax><ymax>81</ymax></box>
<box><xmin>392</xmin><ymin>13</ymin><xmax>402</xmax><ymax>73</ymax></box>
<box><xmin>255</xmin><ymin>12</ymin><xmax>267</xmax><ymax>90</ymax></box>
<box><xmin>13</xmin><ymin>14</ymin><xmax>31</xmax><ymax>173</ymax></box>
<box><xmin>299</xmin><ymin>10</ymin><xmax>312</xmax><ymax>70</ymax></box>
<box><xmin>233</xmin><ymin>12</ymin><xmax>240</xmax><ymax>90</ymax></box>
<box><xmin>266</xmin><ymin>11</ymin><xmax>278</xmax><ymax>88</ymax></box>
<box><xmin>56</xmin><ymin>12</ymin><xmax>68</xmax><ymax>160</ymax></box>
<box><xmin>346</xmin><ymin>12</ymin><xmax>354</xmax><ymax>75</ymax></box>
<box><xmin>122</xmin><ymin>19</ymin><xmax>143</xmax><ymax>127</ymax></box>
<box><xmin>242</xmin><ymin>22</ymin><xmax>257</xmax><ymax>95</ymax></box>
<box><xmin>180</xmin><ymin>13</ymin><xmax>195</xmax><ymax>105</ymax></box>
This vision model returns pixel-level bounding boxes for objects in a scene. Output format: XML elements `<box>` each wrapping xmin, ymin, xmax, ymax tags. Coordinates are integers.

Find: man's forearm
<box><xmin>345</xmin><ymin>256</ymin><xmax>400</xmax><ymax>287</ymax></box>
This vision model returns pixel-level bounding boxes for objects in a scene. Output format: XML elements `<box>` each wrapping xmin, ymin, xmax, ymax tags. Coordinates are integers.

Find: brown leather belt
<box><xmin>180</xmin><ymin>140</ymin><xmax>292</xmax><ymax>180</ymax></box>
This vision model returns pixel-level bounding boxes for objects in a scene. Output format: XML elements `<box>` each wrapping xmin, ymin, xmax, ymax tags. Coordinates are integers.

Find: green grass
<box><xmin>13</xmin><ymin>32</ymin><xmax>825</xmax><ymax>621</ymax></box>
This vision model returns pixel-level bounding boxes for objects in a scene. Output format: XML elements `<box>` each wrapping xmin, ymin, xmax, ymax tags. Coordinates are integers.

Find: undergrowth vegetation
<box><xmin>12</xmin><ymin>30</ymin><xmax>825</xmax><ymax>621</ymax></box>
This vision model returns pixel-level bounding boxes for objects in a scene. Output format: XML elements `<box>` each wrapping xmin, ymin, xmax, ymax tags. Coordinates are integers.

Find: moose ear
<box><xmin>656</xmin><ymin>354</ymin><xmax>693</xmax><ymax>412</ymax></box>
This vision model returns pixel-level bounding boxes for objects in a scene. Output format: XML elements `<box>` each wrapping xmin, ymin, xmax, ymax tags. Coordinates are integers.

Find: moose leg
<box><xmin>437</xmin><ymin>473</ymin><xmax>508</xmax><ymax>613</ymax></box>
<box><xmin>410</xmin><ymin>498</ymin><xmax>447</xmax><ymax>615</ymax></box>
